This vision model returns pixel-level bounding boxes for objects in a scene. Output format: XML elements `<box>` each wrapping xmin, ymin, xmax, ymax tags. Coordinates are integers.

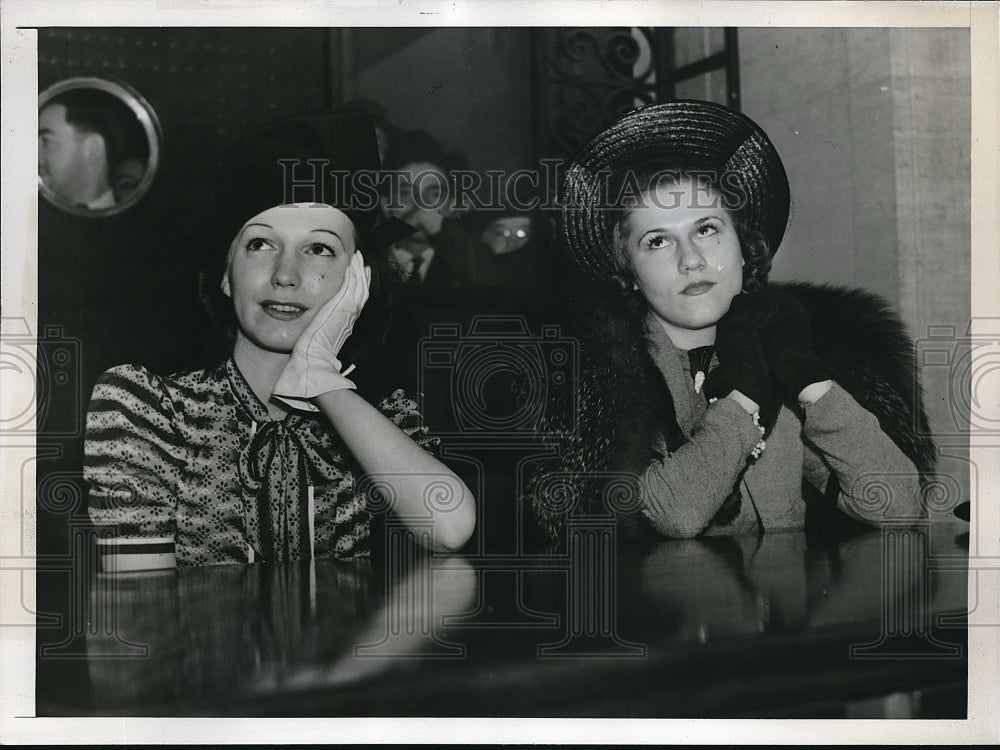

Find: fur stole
<box><xmin>526</xmin><ymin>281</ymin><xmax>937</xmax><ymax>543</ymax></box>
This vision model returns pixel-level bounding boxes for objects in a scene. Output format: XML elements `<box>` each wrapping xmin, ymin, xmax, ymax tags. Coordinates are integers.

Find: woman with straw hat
<box><xmin>527</xmin><ymin>100</ymin><xmax>935</xmax><ymax>543</ymax></box>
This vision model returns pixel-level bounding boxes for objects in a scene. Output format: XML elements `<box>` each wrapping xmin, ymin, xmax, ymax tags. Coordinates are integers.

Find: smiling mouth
<box><xmin>261</xmin><ymin>301</ymin><xmax>307</xmax><ymax>320</ymax></box>
<box><xmin>681</xmin><ymin>281</ymin><xmax>716</xmax><ymax>296</ymax></box>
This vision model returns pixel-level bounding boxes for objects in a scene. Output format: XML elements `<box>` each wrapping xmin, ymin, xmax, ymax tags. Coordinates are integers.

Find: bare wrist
<box><xmin>798</xmin><ymin>380</ymin><xmax>833</xmax><ymax>405</ymax></box>
<box><xmin>726</xmin><ymin>390</ymin><xmax>760</xmax><ymax>415</ymax></box>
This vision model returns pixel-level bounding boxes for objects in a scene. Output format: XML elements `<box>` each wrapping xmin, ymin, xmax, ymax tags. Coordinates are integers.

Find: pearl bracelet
<box><xmin>749</xmin><ymin>410</ymin><xmax>766</xmax><ymax>460</ymax></box>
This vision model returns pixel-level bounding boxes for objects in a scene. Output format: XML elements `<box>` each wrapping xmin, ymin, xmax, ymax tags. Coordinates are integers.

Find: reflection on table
<box><xmin>52</xmin><ymin>520</ymin><xmax>968</xmax><ymax>717</ymax></box>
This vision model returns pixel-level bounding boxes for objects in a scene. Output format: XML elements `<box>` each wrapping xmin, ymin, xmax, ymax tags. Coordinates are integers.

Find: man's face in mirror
<box><xmin>38</xmin><ymin>102</ymin><xmax>110</xmax><ymax>206</ymax></box>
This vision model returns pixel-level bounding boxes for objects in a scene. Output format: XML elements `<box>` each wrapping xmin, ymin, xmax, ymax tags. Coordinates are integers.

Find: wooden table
<box><xmin>36</xmin><ymin>520</ymin><xmax>968</xmax><ymax>718</ymax></box>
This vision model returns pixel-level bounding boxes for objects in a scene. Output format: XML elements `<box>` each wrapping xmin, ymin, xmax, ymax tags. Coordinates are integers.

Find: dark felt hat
<box><xmin>561</xmin><ymin>100</ymin><xmax>790</xmax><ymax>283</ymax></box>
<box><xmin>216</xmin><ymin>109</ymin><xmax>412</xmax><ymax>249</ymax></box>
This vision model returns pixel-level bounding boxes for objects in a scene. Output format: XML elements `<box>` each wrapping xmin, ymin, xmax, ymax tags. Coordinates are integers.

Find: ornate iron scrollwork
<box><xmin>532</xmin><ymin>27</ymin><xmax>738</xmax><ymax>165</ymax></box>
<box><xmin>533</xmin><ymin>27</ymin><xmax>660</xmax><ymax>163</ymax></box>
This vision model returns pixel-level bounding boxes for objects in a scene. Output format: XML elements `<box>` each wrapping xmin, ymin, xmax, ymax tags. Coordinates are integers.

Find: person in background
<box><xmin>459</xmin><ymin>174</ymin><xmax>542</xmax><ymax>288</ymax></box>
<box><xmin>526</xmin><ymin>100</ymin><xmax>935</xmax><ymax>545</ymax></box>
<box><xmin>381</xmin><ymin>129</ymin><xmax>474</xmax><ymax>288</ymax></box>
<box><xmin>110</xmin><ymin>156</ymin><xmax>147</xmax><ymax>204</ymax></box>
<box><xmin>83</xmin><ymin>111</ymin><xmax>476</xmax><ymax>569</ymax></box>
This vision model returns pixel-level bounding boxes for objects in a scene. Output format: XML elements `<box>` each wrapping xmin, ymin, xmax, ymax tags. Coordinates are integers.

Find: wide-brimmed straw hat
<box><xmin>561</xmin><ymin>100</ymin><xmax>790</xmax><ymax>283</ymax></box>
<box><xmin>216</xmin><ymin>109</ymin><xmax>412</xmax><ymax>250</ymax></box>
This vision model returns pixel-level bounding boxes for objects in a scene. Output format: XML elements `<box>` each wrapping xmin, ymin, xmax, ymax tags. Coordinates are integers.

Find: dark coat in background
<box><xmin>523</xmin><ymin>281</ymin><xmax>937</xmax><ymax>546</ymax></box>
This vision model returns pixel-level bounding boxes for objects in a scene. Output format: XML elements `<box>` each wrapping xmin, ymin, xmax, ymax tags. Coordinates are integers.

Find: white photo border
<box><xmin>2</xmin><ymin>0</ymin><xmax>997</xmax><ymax>744</ymax></box>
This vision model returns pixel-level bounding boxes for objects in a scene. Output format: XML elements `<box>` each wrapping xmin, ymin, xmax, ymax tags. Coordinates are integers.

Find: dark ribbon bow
<box><xmin>237</xmin><ymin>420</ymin><xmax>313</xmax><ymax>563</ymax></box>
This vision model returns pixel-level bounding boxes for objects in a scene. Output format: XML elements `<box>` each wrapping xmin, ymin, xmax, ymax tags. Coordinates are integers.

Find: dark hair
<box><xmin>383</xmin><ymin>129</ymin><xmax>467</xmax><ymax>173</ymax></box>
<box><xmin>44</xmin><ymin>88</ymin><xmax>142</xmax><ymax>170</ymax></box>
<box><xmin>607</xmin><ymin>168</ymin><xmax>772</xmax><ymax>294</ymax></box>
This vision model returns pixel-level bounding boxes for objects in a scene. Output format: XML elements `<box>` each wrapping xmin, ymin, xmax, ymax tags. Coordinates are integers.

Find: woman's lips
<box><xmin>681</xmin><ymin>281</ymin><xmax>716</xmax><ymax>296</ymax></box>
<box><xmin>261</xmin><ymin>301</ymin><xmax>307</xmax><ymax>321</ymax></box>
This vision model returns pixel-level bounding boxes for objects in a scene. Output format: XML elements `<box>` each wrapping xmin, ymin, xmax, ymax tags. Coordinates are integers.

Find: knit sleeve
<box><xmin>639</xmin><ymin>397</ymin><xmax>762</xmax><ymax>538</ymax></box>
<box><xmin>84</xmin><ymin>365</ymin><xmax>184</xmax><ymax>540</ymax></box>
<box><xmin>802</xmin><ymin>381</ymin><xmax>923</xmax><ymax>523</ymax></box>
<box><xmin>376</xmin><ymin>388</ymin><xmax>441</xmax><ymax>453</ymax></box>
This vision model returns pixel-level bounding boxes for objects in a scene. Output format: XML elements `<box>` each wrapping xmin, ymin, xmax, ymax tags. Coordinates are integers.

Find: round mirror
<box><xmin>38</xmin><ymin>77</ymin><xmax>162</xmax><ymax>217</ymax></box>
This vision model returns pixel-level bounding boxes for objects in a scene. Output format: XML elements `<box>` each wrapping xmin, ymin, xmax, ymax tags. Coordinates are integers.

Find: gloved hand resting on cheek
<box><xmin>272</xmin><ymin>250</ymin><xmax>371</xmax><ymax>411</ymax></box>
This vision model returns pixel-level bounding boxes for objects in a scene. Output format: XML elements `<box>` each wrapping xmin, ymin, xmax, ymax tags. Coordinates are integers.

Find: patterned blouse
<box><xmin>83</xmin><ymin>358</ymin><xmax>437</xmax><ymax>566</ymax></box>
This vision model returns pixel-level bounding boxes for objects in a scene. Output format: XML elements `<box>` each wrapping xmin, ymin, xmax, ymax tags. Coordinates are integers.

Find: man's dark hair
<box><xmin>44</xmin><ymin>88</ymin><xmax>142</xmax><ymax>169</ymax></box>
<box><xmin>383</xmin><ymin>129</ymin><xmax>467</xmax><ymax>173</ymax></box>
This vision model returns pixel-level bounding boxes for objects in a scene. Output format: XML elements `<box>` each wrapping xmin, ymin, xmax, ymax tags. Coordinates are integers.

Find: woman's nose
<box><xmin>270</xmin><ymin>249</ymin><xmax>301</xmax><ymax>287</ymax></box>
<box><xmin>677</xmin><ymin>239</ymin><xmax>707</xmax><ymax>272</ymax></box>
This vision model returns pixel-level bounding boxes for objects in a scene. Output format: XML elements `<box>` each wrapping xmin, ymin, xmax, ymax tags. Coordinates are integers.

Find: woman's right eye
<box><xmin>643</xmin><ymin>234</ymin><xmax>672</xmax><ymax>250</ymax></box>
<box><xmin>245</xmin><ymin>238</ymin><xmax>277</xmax><ymax>252</ymax></box>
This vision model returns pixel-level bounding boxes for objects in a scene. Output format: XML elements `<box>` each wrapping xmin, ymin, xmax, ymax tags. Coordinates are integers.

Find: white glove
<box><xmin>272</xmin><ymin>250</ymin><xmax>371</xmax><ymax>411</ymax></box>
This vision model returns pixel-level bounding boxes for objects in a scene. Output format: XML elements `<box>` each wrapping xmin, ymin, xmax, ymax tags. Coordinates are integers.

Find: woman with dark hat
<box><xmin>527</xmin><ymin>100</ymin><xmax>935</xmax><ymax>543</ymax></box>
<box><xmin>83</xmin><ymin>110</ymin><xmax>475</xmax><ymax>569</ymax></box>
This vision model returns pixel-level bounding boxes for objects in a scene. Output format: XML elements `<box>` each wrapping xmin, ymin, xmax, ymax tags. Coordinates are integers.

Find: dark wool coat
<box><xmin>524</xmin><ymin>281</ymin><xmax>937</xmax><ymax>545</ymax></box>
